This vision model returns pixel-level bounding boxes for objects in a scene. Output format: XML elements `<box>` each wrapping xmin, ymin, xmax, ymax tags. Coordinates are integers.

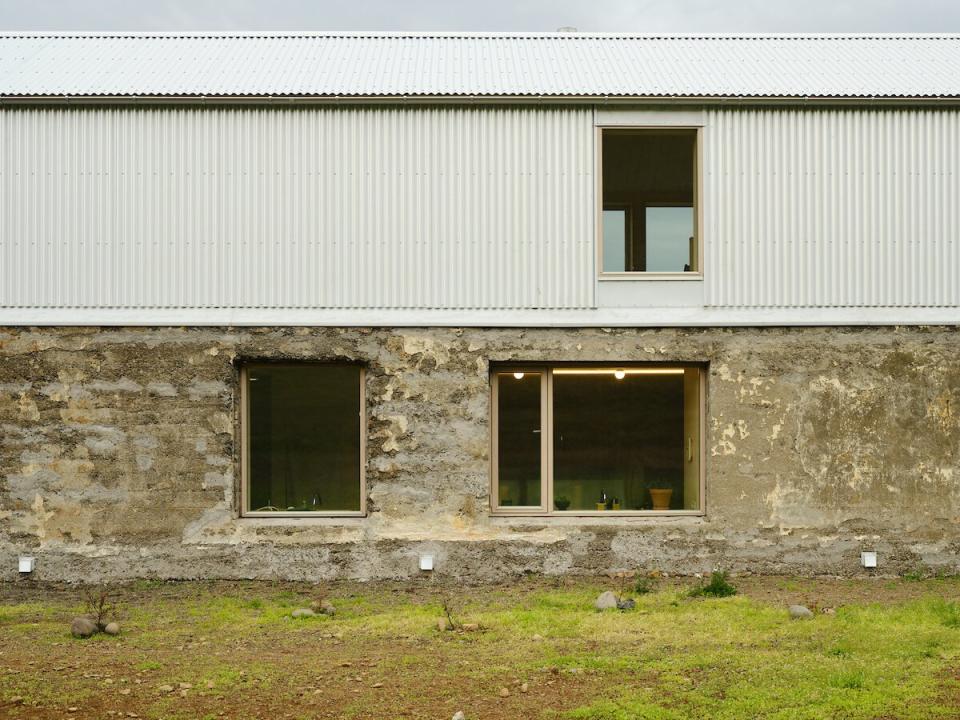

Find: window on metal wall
<box><xmin>492</xmin><ymin>365</ymin><xmax>703</xmax><ymax>514</ymax></box>
<box><xmin>242</xmin><ymin>364</ymin><xmax>365</xmax><ymax>516</ymax></box>
<box><xmin>601</xmin><ymin>129</ymin><xmax>698</xmax><ymax>275</ymax></box>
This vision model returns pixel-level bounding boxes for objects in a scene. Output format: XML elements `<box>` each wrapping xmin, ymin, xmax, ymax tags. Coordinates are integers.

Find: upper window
<box><xmin>241</xmin><ymin>363</ymin><xmax>365</xmax><ymax>517</ymax></box>
<box><xmin>492</xmin><ymin>365</ymin><xmax>703</xmax><ymax>515</ymax></box>
<box><xmin>600</xmin><ymin>129</ymin><xmax>699</xmax><ymax>275</ymax></box>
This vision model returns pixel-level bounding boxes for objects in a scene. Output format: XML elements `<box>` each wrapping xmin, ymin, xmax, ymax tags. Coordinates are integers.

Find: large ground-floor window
<box><xmin>241</xmin><ymin>363</ymin><xmax>365</xmax><ymax>517</ymax></box>
<box><xmin>491</xmin><ymin>364</ymin><xmax>704</xmax><ymax>515</ymax></box>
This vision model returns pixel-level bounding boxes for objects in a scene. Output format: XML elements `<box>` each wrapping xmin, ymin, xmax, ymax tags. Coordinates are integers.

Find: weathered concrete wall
<box><xmin>1</xmin><ymin>326</ymin><xmax>958</xmax><ymax>582</ymax></box>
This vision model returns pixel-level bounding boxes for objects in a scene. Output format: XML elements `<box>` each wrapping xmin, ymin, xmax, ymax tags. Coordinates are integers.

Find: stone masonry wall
<box><xmin>1</xmin><ymin>326</ymin><xmax>958</xmax><ymax>582</ymax></box>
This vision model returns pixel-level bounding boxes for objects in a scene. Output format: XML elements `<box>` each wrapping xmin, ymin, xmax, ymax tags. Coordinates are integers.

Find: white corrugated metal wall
<box><xmin>0</xmin><ymin>106</ymin><xmax>595</xmax><ymax>310</ymax></box>
<box><xmin>2</xmin><ymin>105</ymin><xmax>959</xmax><ymax>314</ymax></box>
<box><xmin>703</xmin><ymin>107</ymin><xmax>960</xmax><ymax>308</ymax></box>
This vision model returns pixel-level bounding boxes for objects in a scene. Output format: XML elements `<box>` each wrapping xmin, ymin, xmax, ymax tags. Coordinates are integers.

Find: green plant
<box><xmin>554</xmin><ymin>496</ymin><xmax>571</xmax><ymax>511</ymax></box>
<box><xmin>689</xmin><ymin>570</ymin><xmax>737</xmax><ymax>598</ymax></box>
<box><xmin>933</xmin><ymin>599</ymin><xmax>960</xmax><ymax>628</ymax></box>
<box><xmin>634</xmin><ymin>576</ymin><xmax>655</xmax><ymax>595</ymax></box>
<box><xmin>829</xmin><ymin>670</ymin><xmax>866</xmax><ymax>690</ymax></box>
<box><xmin>903</xmin><ymin>565</ymin><xmax>931</xmax><ymax>582</ymax></box>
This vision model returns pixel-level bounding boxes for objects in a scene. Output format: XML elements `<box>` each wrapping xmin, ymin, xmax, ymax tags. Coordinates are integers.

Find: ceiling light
<box><xmin>614</xmin><ymin>369</ymin><xmax>626</xmax><ymax>380</ymax></box>
<box><xmin>513</xmin><ymin>372</ymin><xmax>525</xmax><ymax>380</ymax></box>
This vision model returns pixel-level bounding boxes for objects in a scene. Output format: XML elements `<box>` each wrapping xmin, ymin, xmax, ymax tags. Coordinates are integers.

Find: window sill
<box><xmin>241</xmin><ymin>511</ymin><xmax>366</xmax><ymax>519</ymax></box>
<box><xmin>599</xmin><ymin>272</ymin><xmax>703</xmax><ymax>282</ymax></box>
<box><xmin>490</xmin><ymin>510</ymin><xmax>704</xmax><ymax>519</ymax></box>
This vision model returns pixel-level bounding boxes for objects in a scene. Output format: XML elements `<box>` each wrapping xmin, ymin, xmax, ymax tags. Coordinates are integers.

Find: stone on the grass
<box><xmin>594</xmin><ymin>591</ymin><xmax>618</xmax><ymax>610</ymax></box>
<box><xmin>437</xmin><ymin>618</ymin><xmax>450</xmax><ymax>631</ymax></box>
<box><xmin>789</xmin><ymin>604</ymin><xmax>814</xmax><ymax>619</ymax></box>
<box><xmin>104</xmin><ymin>622</ymin><xmax>121</xmax><ymax>636</ymax></box>
<box><xmin>531</xmin><ymin>633</ymin><xmax>544</xmax><ymax>641</ymax></box>
<box><xmin>617</xmin><ymin>598</ymin><xmax>636</xmax><ymax>611</ymax></box>
<box><xmin>310</xmin><ymin>599</ymin><xmax>336</xmax><ymax>615</ymax></box>
<box><xmin>157</xmin><ymin>684</ymin><xmax>174</xmax><ymax>693</ymax></box>
<box><xmin>498</xmin><ymin>687</ymin><xmax>511</xmax><ymax>697</ymax></box>
<box><xmin>291</xmin><ymin>608</ymin><xmax>316</xmax><ymax>618</ymax></box>
<box><xmin>71</xmin><ymin>616</ymin><xmax>98</xmax><ymax>638</ymax></box>
<box><xmin>452</xmin><ymin>712</ymin><xmax>466</xmax><ymax>720</ymax></box>
<box><xmin>461</xmin><ymin>623</ymin><xmax>480</xmax><ymax>632</ymax></box>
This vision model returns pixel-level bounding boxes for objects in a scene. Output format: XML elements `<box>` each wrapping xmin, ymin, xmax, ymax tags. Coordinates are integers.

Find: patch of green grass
<box><xmin>828</xmin><ymin>669</ymin><xmax>867</xmax><ymax>689</ymax></box>
<box><xmin>688</xmin><ymin>570</ymin><xmax>738</xmax><ymax>598</ymax></box>
<box><xmin>932</xmin><ymin>598</ymin><xmax>960</xmax><ymax>628</ymax></box>
<box><xmin>3</xmin><ymin>578</ymin><xmax>960</xmax><ymax>719</ymax></box>
<box><xmin>634</xmin><ymin>577</ymin><xmax>655</xmax><ymax>595</ymax></box>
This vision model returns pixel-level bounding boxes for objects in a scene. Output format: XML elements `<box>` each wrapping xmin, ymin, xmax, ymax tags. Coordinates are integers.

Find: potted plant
<box><xmin>554</xmin><ymin>496</ymin><xmax>571</xmax><ymax>511</ymax></box>
<box><xmin>649</xmin><ymin>487</ymin><xmax>673</xmax><ymax>511</ymax></box>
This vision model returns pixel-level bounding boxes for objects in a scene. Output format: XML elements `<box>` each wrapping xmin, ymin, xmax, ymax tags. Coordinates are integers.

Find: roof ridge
<box><xmin>2</xmin><ymin>31</ymin><xmax>960</xmax><ymax>40</ymax></box>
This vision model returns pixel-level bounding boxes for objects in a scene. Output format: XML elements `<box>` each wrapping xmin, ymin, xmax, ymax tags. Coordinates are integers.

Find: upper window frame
<box><xmin>239</xmin><ymin>361</ymin><xmax>367</xmax><ymax>519</ymax></box>
<box><xmin>596</xmin><ymin>126</ymin><xmax>704</xmax><ymax>282</ymax></box>
<box><xmin>489</xmin><ymin>363</ymin><xmax>706</xmax><ymax>518</ymax></box>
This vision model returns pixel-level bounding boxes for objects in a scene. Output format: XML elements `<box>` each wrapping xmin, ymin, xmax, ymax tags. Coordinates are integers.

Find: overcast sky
<box><xmin>1</xmin><ymin>0</ymin><xmax>958</xmax><ymax>33</ymax></box>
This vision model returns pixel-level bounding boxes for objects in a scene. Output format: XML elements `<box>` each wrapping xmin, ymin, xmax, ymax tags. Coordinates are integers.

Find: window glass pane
<box><xmin>602</xmin><ymin>209</ymin><xmax>628</xmax><ymax>272</ymax></box>
<box><xmin>601</xmin><ymin>129</ymin><xmax>696</xmax><ymax>272</ymax></box>
<box><xmin>552</xmin><ymin>368</ymin><xmax>698</xmax><ymax>511</ymax></box>
<box><xmin>646</xmin><ymin>206</ymin><xmax>694</xmax><ymax>272</ymax></box>
<box><xmin>248</xmin><ymin>365</ymin><xmax>361</xmax><ymax>512</ymax></box>
<box><xmin>496</xmin><ymin>372</ymin><xmax>542</xmax><ymax>507</ymax></box>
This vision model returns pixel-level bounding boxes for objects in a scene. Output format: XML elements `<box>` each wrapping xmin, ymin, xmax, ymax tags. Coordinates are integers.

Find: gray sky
<box><xmin>1</xmin><ymin>0</ymin><xmax>958</xmax><ymax>33</ymax></box>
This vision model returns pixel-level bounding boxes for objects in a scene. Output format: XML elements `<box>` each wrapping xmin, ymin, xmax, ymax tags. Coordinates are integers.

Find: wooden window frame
<box><xmin>596</xmin><ymin>126</ymin><xmax>704</xmax><ymax>281</ymax></box>
<box><xmin>490</xmin><ymin>364</ymin><xmax>706</xmax><ymax>518</ymax></box>
<box><xmin>240</xmin><ymin>362</ymin><xmax>367</xmax><ymax>519</ymax></box>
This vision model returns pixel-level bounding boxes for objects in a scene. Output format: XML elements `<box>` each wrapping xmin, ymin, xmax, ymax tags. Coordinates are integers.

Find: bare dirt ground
<box><xmin>2</xmin><ymin>575</ymin><xmax>959</xmax><ymax>720</ymax></box>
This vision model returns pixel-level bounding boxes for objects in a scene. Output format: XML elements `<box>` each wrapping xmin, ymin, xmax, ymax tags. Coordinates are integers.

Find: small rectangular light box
<box><xmin>18</xmin><ymin>556</ymin><xmax>35</xmax><ymax>573</ymax></box>
<box><xmin>419</xmin><ymin>554</ymin><xmax>434</xmax><ymax>571</ymax></box>
<box><xmin>860</xmin><ymin>551</ymin><xmax>877</xmax><ymax>569</ymax></box>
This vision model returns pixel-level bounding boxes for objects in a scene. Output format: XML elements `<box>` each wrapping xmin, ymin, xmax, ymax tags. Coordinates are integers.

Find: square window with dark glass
<box><xmin>242</xmin><ymin>364</ymin><xmax>364</xmax><ymax>516</ymax></box>
<box><xmin>601</xmin><ymin>129</ymin><xmax>698</xmax><ymax>275</ymax></box>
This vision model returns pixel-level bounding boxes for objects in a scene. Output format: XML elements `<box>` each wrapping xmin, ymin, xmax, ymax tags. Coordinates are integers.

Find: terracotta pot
<box><xmin>649</xmin><ymin>488</ymin><xmax>673</xmax><ymax>511</ymax></box>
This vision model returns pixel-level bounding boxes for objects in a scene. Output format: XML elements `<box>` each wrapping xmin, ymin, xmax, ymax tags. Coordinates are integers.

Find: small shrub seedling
<box><xmin>689</xmin><ymin>570</ymin><xmax>738</xmax><ymax>598</ymax></box>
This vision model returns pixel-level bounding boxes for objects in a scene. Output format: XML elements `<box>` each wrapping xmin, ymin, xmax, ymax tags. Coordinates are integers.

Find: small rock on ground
<box><xmin>104</xmin><ymin>622</ymin><xmax>121</xmax><ymax>636</ymax></box>
<box><xmin>789</xmin><ymin>604</ymin><xmax>814</xmax><ymax>619</ymax></box>
<box><xmin>617</xmin><ymin>598</ymin><xmax>636</xmax><ymax>611</ymax></box>
<box><xmin>71</xmin><ymin>617</ymin><xmax>98</xmax><ymax>638</ymax></box>
<box><xmin>499</xmin><ymin>687</ymin><xmax>511</xmax><ymax>697</ymax></box>
<box><xmin>452</xmin><ymin>712</ymin><xmax>466</xmax><ymax>720</ymax></box>
<box><xmin>291</xmin><ymin>608</ymin><xmax>316</xmax><ymax>618</ymax></box>
<box><xmin>594</xmin><ymin>591</ymin><xmax>618</xmax><ymax>611</ymax></box>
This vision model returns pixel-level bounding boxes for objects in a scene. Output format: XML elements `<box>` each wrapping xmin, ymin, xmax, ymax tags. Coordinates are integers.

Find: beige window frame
<box><xmin>239</xmin><ymin>363</ymin><xmax>366</xmax><ymax>519</ymax></box>
<box><xmin>597</xmin><ymin>126</ymin><xmax>704</xmax><ymax>281</ymax></box>
<box><xmin>490</xmin><ymin>364</ymin><xmax>706</xmax><ymax>517</ymax></box>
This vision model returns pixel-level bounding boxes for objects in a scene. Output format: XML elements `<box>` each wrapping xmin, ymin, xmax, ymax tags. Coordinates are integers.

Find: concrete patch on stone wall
<box><xmin>1</xmin><ymin>325</ymin><xmax>959</xmax><ymax>582</ymax></box>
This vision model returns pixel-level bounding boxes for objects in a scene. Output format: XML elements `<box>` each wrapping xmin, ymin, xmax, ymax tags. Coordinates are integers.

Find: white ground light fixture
<box><xmin>860</xmin><ymin>551</ymin><xmax>878</xmax><ymax>568</ymax></box>
<box><xmin>419</xmin><ymin>554</ymin><xmax>434</xmax><ymax>571</ymax></box>
<box><xmin>18</xmin><ymin>556</ymin><xmax>35</xmax><ymax>573</ymax></box>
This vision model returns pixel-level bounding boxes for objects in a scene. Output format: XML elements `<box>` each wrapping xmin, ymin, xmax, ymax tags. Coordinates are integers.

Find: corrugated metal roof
<box><xmin>1</xmin><ymin>32</ymin><xmax>960</xmax><ymax>100</ymax></box>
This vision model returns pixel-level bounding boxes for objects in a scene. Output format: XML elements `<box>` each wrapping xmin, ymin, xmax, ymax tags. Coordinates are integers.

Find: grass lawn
<box><xmin>2</xmin><ymin>575</ymin><xmax>960</xmax><ymax>719</ymax></box>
